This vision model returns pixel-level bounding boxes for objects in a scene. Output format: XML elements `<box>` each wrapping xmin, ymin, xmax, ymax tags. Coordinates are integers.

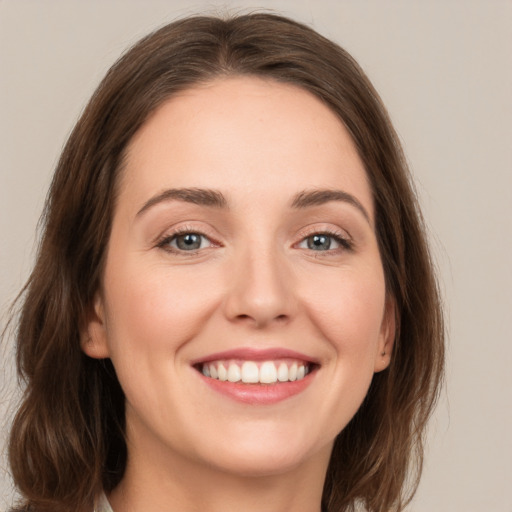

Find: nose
<box><xmin>223</xmin><ymin>246</ymin><xmax>297</xmax><ymax>329</ymax></box>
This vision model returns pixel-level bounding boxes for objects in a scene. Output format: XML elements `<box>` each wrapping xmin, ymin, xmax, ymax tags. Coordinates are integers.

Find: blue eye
<box><xmin>174</xmin><ymin>233</ymin><xmax>204</xmax><ymax>250</ymax></box>
<box><xmin>160</xmin><ymin>232</ymin><xmax>212</xmax><ymax>252</ymax></box>
<box><xmin>298</xmin><ymin>233</ymin><xmax>350</xmax><ymax>251</ymax></box>
<box><xmin>307</xmin><ymin>234</ymin><xmax>333</xmax><ymax>251</ymax></box>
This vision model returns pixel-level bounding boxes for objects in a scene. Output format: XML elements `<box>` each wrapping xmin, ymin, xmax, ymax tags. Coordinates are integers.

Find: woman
<box><xmin>7</xmin><ymin>12</ymin><xmax>444</xmax><ymax>512</ymax></box>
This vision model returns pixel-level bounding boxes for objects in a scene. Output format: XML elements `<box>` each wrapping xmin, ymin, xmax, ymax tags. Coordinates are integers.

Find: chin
<box><xmin>194</xmin><ymin>425</ymin><xmax>332</xmax><ymax>478</ymax></box>
<box><xmin>205</xmin><ymin>449</ymin><xmax>314</xmax><ymax>478</ymax></box>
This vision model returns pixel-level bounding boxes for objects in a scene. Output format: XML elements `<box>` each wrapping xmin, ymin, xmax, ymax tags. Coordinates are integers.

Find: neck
<box><xmin>108</xmin><ymin>432</ymin><xmax>331</xmax><ymax>512</ymax></box>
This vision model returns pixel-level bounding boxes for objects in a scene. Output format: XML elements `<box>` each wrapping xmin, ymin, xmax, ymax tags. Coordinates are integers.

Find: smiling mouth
<box><xmin>196</xmin><ymin>359</ymin><xmax>315</xmax><ymax>385</ymax></box>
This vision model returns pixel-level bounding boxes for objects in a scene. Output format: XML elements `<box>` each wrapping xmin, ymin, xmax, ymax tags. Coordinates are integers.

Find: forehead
<box><xmin>120</xmin><ymin>76</ymin><xmax>373</xmax><ymax>217</ymax></box>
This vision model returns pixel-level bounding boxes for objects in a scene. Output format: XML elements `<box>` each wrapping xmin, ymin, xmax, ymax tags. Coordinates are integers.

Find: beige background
<box><xmin>1</xmin><ymin>1</ymin><xmax>511</xmax><ymax>511</ymax></box>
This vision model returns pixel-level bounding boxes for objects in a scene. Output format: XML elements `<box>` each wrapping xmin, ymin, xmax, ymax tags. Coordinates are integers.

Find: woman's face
<box><xmin>83</xmin><ymin>77</ymin><xmax>394</xmax><ymax>479</ymax></box>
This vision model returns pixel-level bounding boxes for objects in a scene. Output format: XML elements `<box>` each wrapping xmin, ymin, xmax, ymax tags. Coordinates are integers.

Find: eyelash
<box><xmin>156</xmin><ymin>227</ymin><xmax>217</xmax><ymax>254</ymax></box>
<box><xmin>156</xmin><ymin>228</ymin><xmax>353</xmax><ymax>255</ymax></box>
<box><xmin>296</xmin><ymin>229</ymin><xmax>353</xmax><ymax>254</ymax></box>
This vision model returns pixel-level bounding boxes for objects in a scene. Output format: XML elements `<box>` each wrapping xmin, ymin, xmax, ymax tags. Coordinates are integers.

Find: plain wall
<box><xmin>1</xmin><ymin>1</ymin><xmax>511</xmax><ymax>511</ymax></box>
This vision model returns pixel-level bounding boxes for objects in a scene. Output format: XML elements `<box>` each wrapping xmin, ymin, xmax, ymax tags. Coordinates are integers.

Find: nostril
<box><xmin>234</xmin><ymin>313</ymin><xmax>289</xmax><ymax>325</ymax></box>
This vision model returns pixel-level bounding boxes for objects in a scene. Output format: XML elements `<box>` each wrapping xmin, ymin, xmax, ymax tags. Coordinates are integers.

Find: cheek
<box><xmin>298</xmin><ymin>263</ymin><xmax>386</xmax><ymax>436</ymax></box>
<box><xmin>301</xmin><ymin>263</ymin><xmax>386</xmax><ymax>356</ymax></box>
<box><xmin>102</xmin><ymin>261</ymin><xmax>223</xmax><ymax>362</ymax></box>
<box><xmin>99</xmin><ymin>262</ymin><xmax>226</xmax><ymax>432</ymax></box>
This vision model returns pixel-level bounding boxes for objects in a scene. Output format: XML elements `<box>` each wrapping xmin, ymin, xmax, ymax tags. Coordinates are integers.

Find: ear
<box><xmin>80</xmin><ymin>292</ymin><xmax>111</xmax><ymax>359</ymax></box>
<box><xmin>374</xmin><ymin>296</ymin><xmax>396</xmax><ymax>373</ymax></box>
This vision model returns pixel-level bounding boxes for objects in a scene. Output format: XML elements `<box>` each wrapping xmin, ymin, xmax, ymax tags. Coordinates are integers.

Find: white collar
<box><xmin>95</xmin><ymin>492</ymin><xmax>114</xmax><ymax>512</ymax></box>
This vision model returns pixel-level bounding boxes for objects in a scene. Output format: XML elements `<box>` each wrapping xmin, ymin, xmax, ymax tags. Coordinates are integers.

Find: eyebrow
<box><xmin>136</xmin><ymin>186</ymin><xmax>370</xmax><ymax>223</ymax></box>
<box><xmin>136</xmin><ymin>187</ymin><xmax>227</xmax><ymax>216</ymax></box>
<box><xmin>291</xmin><ymin>189</ymin><xmax>371</xmax><ymax>223</ymax></box>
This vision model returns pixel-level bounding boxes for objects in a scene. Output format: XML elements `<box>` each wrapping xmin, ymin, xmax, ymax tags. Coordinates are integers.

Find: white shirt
<box><xmin>95</xmin><ymin>492</ymin><xmax>114</xmax><ymax>512</ymax></box>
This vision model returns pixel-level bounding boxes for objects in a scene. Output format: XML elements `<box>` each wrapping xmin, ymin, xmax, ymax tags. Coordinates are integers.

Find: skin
<box><xmin>82</xmin><ymin>76</ymin><xmax>395</xmax><ymax>512</ymax></box>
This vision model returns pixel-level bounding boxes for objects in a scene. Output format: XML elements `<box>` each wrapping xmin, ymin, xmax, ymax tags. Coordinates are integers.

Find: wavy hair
<box><xmin>7</xmin><ymin>13</ymin><xmax>444</xmax><ymax>512</ymax></box>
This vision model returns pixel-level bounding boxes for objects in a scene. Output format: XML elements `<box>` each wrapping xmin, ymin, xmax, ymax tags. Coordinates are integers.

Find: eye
<box><xmin>159</xmin><ymin>232</ymin><xmax>213</xmax><ymax>252</ymax></box>
<box><xmin>297</xmin><ymin>232</ymin><xmax>351</xmax><ymax>252</ymax></box>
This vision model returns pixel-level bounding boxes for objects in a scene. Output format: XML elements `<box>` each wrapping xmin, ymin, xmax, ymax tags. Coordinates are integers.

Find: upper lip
<box><xmin>190</xmin><ymin>347</ymin><xmax>320</xmax><ymax>365</ymax></box>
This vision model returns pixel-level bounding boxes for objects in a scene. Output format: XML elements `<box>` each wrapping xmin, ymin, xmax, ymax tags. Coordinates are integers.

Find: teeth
<box><xmin>289</xmin><ymin>363</ymin><xmax>297</xmax><ymax>381</ymax></box>
<box><xmin>260</xmin><ymin>361</ymin><xmax>278</xmax><ymax>383</ymax></box>
<box><xmin>202</xmin><ymin>360</ymin><xmax>311</xmax><ymax>384</ymax></box>
<box><xmin>277</xmin><ymin>362</ymin><xmax>288</xmax><ymax>382</ymax></box>
<box><xmin>218</xmin><ymin>363</ymin><xmax>228</xmax><ymax>381</ymax></box>
<box><xmin>241</xmin><ymin>361</ymin><xmax>259</xmax><ymax>383</ymax></box>
<box><xmin>227</xmin><ymin>363</ymin><xmax>241</xmax><ymax>382</ymax></box>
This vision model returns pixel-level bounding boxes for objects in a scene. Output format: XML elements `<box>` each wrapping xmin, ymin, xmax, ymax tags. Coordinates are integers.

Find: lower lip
<box><xmin>198</xmin><ymin>371</ymin><xmax>316</xmax><ymax>405</ymax></box>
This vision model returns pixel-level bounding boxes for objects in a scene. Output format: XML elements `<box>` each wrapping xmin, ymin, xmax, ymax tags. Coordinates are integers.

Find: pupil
<box><xmin>177</xmin><ymin>233</ymin><xmax>201</xmax><ymax>250</ymax></box>
<box><xmin>309</xmin><ymin>235</ymin><xmax>330</xmax><ymax>250</ymax></box>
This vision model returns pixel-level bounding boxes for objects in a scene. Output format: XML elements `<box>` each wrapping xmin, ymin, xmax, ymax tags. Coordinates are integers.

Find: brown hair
<box><xmin>7</xmin><ymin>13</ymin><xmax>444</xmax><ymax>512</ymax></box>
